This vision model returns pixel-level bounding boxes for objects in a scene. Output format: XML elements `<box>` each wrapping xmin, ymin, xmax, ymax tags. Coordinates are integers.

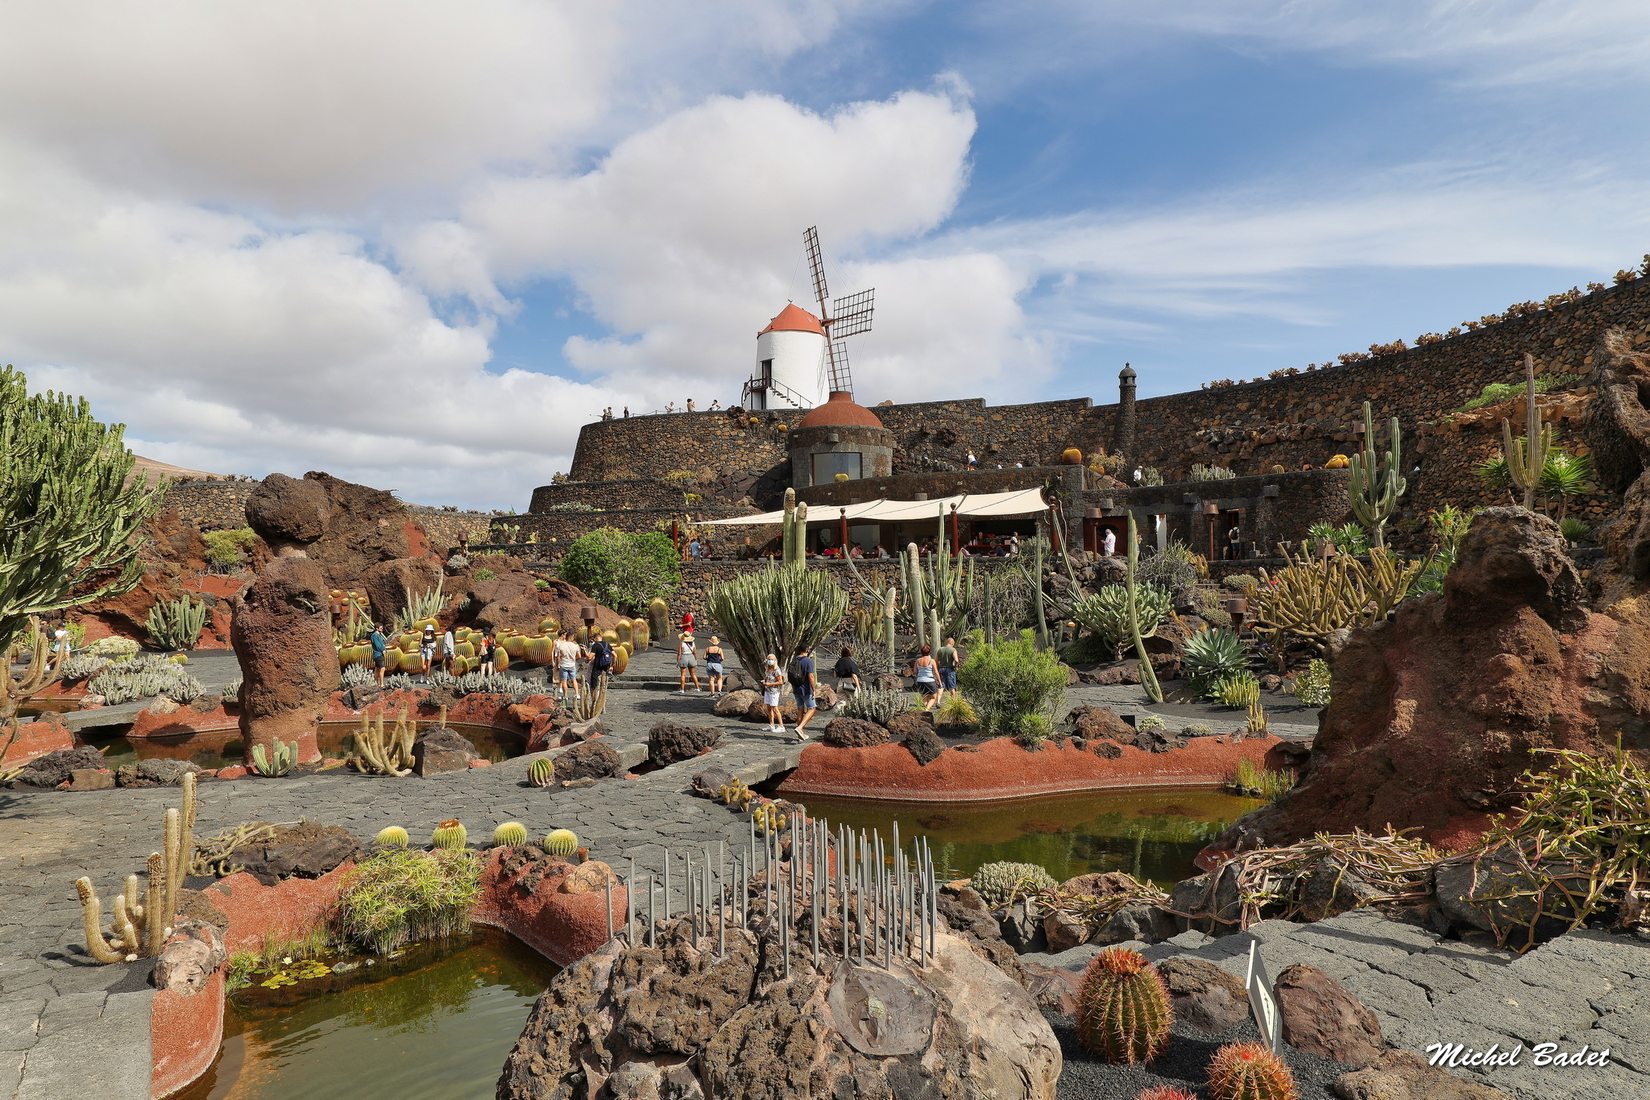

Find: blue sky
<box><xmin>2</xmin><ymin>1</ymin><xmax>1646</xmax><ymax>506</ymax></box>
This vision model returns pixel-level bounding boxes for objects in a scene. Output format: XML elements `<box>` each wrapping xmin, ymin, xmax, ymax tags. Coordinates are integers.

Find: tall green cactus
<box><xmin>1503</xmin><ymin>353</ymin><xmax>1553</xmax><ymax>512</ymax></box>
<box><xmin>1126</xmin><ymin>514</ymin><xmax>1163</xmax><ymax>704</ymax></box>
<box><xmin>780</xmin><ymin>488</ymin><xmax>808</xmax><ymax>566</ymax></box>
<box><xmin>1031</xmin><ymin>532</ymin><xmax>1051</xmax><ymax>650</ymax></box>
<box><xmin>1347</xmin><ymin>400</ymin><xmax>1406</xmax><ymax>550</ymax></box>
<box><xmin>901</xmin><ymin>509</ymin><xmax>975</xmax><ymax>646</ymax></box>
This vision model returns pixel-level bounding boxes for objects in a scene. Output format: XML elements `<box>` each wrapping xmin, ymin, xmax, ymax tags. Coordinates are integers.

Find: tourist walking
<box><xmin>1102</xmin><ymin>526</ymin><xmax>1117</xmax><ymax>558</ymax></box>
<box><xmin>588</xmin><ymin>631</ymin><xmax>614</xmax><ymax>694</ymax></box>
<box><xmin>1227</xmin><ymin>523</ymin><xmax>1242</xmax><ymax>561</ymax></box>
<box><xmin>704</xmin><ymin>636</ymin><xmax>726</xmax><ymax>694</ymax></box>
<box><xmin>442</xmin><ymin>627</ymin><xmax>457</xmax><ymax>674</ymax></box>
<box><xmin>689</xmin><ymin>536</ymin><xmax>702</xmax><ymax>559</ymax></box>
<box><xmin>419</xmin><ymin>623</ymin><xmax>437</xmax><ymax>680</ymax></box>
<box><xmin>790</xmin><ymin>644</ymin><xmax>817</xmax><ymax>740</ymax></box>
<box><xmin>677</xmin><ymin>631</ymin><xmax>701</xmax><ymax>693</ymax></box>
<box><xmin>913</xmin><ymin>644</ymin><xmax>940</xmax><ymax>711</ymax></box>
<box><xmin>833</xmin><ymin>644</ymin><xmax>860</xmax><ymax>704</ymax></box>
<box><xmin>553</xmin><ymin>629</ymin><xmax>581</xmax><ymax>702</ymax></box>
<box><xmin>935</xmin><ymin>636</ymin><xmax>961</xmax><ymax>704</ymax></box>
<box><xmin>761</xmin><ymin>655</ymin><xmax>786</xmax><ymax>733</ymax></box>
<box><xmin>368</xmin><ymin>622</ymin><xmax>388</xmax><ymax>687</ymax></box>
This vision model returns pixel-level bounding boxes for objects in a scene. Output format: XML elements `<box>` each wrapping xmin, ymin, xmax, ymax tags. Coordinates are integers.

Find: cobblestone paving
<box><xmin>1031</xmin><ymin>909</ymin><xmax>1649</xmax><ymax>1100</ymax></box>
<box><xmin>6</xmin><ymin>647</ymin><xmax>1602</xmax><ymax>1099</ymax></box>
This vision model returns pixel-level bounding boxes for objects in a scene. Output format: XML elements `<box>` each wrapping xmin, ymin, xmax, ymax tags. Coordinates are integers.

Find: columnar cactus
<box><xmin>780</xmin><ymin>488</ymin><xmax>809</xmax><ymax>567</ymax></box>
<box><xmin>544</xmin><ymin>828</ymin><xmax>579</xmax><ymax>857</ymax></box>
<box><xmin>1207</xmin><ymin>1042</ymin><xmax>1298</xmax><ymax>1100</ymax></box>
<box><xmin>1125</xmin><ymin>513</ymin><xmax>1164</xmax><ymax>704</ymax></box>
<box><xmin>72</xmin><ymin>772</ymin><xmax>196</xmax><ymax>964</ymax></box>
<box><xmin>1347</xmin><ymin>400</ymin><xmax>1406</xmax><ymax>549</ymax></box>
<box><xmin>249</xmin><ymin>737</ymin><xmax>296</xmax><ymax>777</ymax></box>
<box><xmin>431</xmin><ymin>820</ymin><xmax>468</xmax><ymax>850</ymax></box>
<box><xmin>1075</xmin><ymin>947</ymin><xmax>1174</xmax><ymax>1064</ymax></box>
<box><xmin>647</xmin><ymin>597</ymin><xmax>670</xmax><ymax>641</ymax></box>
<box><xmin>1502</xmin><ymin>352</ymin><xmax>1553</xmax><ymax>512</ymax></box>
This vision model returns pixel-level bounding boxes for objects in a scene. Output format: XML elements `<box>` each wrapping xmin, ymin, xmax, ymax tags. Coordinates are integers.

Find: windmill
<box><xmin>803</xmin><ymin>225</ymin><xmax>875</xmax><ymax>397</ymax></box>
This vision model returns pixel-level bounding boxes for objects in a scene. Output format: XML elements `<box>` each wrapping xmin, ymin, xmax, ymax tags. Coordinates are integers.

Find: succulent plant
<box><xmin>431</xmin><ymin>820</ymin><xmax>468</xmax><ymax>850</ymax></box>
<box><xmin>718</xmin><ymin>777</ymin><xmax>754</xmax><ymax>811</ymax></box>
<box><xmin>492</xmin><ymin>822</ymin><xmax>528</xmax><ymax>847</ymax></box>
<box><xmin>752</xmin><ymin>801</ymin><xmax>786</xmax><ymax>836</ymax></box>
<box><xmin>1208</xmin><ymin>1042</ymin><xmax>1298</xmax><ymax>1100</ymax></box>
<box><xmin>375</xmin><ymin>826</ymin><xmax>410</xmax><ymax>848</ymax></box>
<box><xmin>527</xmin><ymin>758</ymin><xmax>555</xmax><ymax>788</ymax></box>
<box><xmin>249</xmin><ymin>738</ymin><xmax>296</xmax><ymax>777</ymax></box>
<box><xmin>647</xmin><ymin>596</ymin><xmax>670</xmax><ymax>643</ymax></box>
<box><xmin>1135</xmin><ymin>1088</ymin><xmax>1198</xmax><ymax>1100</ymax></box>
<box><xmin>544</xmin><ymin>828</ymin><xmax>578</xmax><ymax>856</ymax></box>
<box><xmin>969</xmin><ymin>861</ymin><xmax>1056</xmax><ymax>908</ymax></box>
<box><xmin>1075</xmin><ymin>947</ymin><xmax>1173</xmax><ymax>1063</ymax></box>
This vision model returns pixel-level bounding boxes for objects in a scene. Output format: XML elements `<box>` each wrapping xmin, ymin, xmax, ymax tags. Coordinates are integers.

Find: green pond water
<box><xmin>84</xmin><ymin>720</ymin><xmax>525</xmax><ymax>770</ymax></box>
<box><xmin>786</xmin><ymin>788</ymin><xmax>1263</xmax><ymax>888</ymax></box>
<box><xmin>176</xmin><ymin>929</ymin><xmax>557</xmax><ymax>1100</ymax></box>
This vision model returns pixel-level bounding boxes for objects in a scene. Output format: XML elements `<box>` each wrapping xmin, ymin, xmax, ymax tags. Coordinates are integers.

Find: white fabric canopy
<box><xmin>701</xmin><ymin>487</ymin><xmax>1047</xmax><ymax>526</ymax></box>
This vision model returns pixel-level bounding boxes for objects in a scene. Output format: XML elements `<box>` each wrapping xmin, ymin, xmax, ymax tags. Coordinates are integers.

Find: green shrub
<box><xmin>473</xmin><ymin>567</ymin><xmax>496</xmax><ymax>582</ymax></box>
<box><xmin>1190</xmin><ymin>463</ymin><xmax>1236</xmax><ymax>481</ymax></box>
<box><xmin>1183</xmin><ymin>628</ymin><xmax>1248</xmax><ymax>696</ymax></box>
<box><xmin>1293</xmin><ymin>659</ymin><xmax>1332</xmax><ymax>706</ymax></box>
<box><xmin>1559</xmin><ymin>517</ymin><xmax>1592</xmax><ymax>544</ymax></box>
<box><xmin>1230</xmin><ymin>758</ymin><xmax>1295</xmax><ymax>803</ymax></box>
<box><xmin>956</xmin><ymin>630</ymin><xmax>1068</xmax><ymax>737</ymax></box>
<box><xmin>558</xmin><ymin>527</ymin><xmax>681</xmax><ymax>615</ymax></box>
<box><xmin>1460</xmin><ymin>376</ymin><xmax>1551</xmax><ymax>412</ymax></box>
<box><xmin>1136</xmin><ymin>541</ymin><xmax>1204</xmax><ymax>593</ymax></box>
<box><xmin>935</xmin><ymin>693</ymin><xmax>978</xmax><ymax>728</ymax></box>
<box><xmin>332</xmin><ymin>848</ymin><xmax>481</xmax><ymax>955</ymax></box>
<box><xmin>1015</xmin><ymin>712</ymin><xmax>1055</xmax><ymax>747</ymax></box>
<box><xmin>1068</xmin><ymin>583</ymin><xmax>1171</xmax><ymax>658</ymax></box>
<box><xmin>971</xmin><ymin>861</ymin><xmax>1057</xmax><ymax>908</ymax></box>
<box><xmin>202</xmin><ymin>527</ymin><xmax>258</xmax><ymax>569</ymax></box>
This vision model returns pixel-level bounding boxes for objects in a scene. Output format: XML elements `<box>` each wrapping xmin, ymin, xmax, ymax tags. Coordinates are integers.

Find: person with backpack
<box><xmin>676</xmin><ymin>631</ymin><xmax>702</xmax><ymax>693</ymax></box>
<box><xmin>368</xmin><ymin>622</ymin><xmax>389</xmax><ymax>687</ymax></box>
<box><xmin>935</xmin><ymin>635</ymin><xmax>961</xmax><ymax>705</ymax></box>
<box><xmin>833</xmin><ymin>645</ymin><xmax>860</xmax><ymax>705</ymax></box>
<box><xmin>789</xmin><ymin>644</ymin><xmax>817</xmax><ymax>740</ymax></box>
<box><xmin>588</xmin><ymin>630</ymin><xmax>614</xmax><ymax>693</ymax></box>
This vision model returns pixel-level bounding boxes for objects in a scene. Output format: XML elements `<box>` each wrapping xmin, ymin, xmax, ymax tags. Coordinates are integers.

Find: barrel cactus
<box><xmin>615</xmin><ymin>619</ymin><xmax>633</xmax><ymax>647</ymax></box>
<box><xmin>375</xmin><ymin>826</ymin><xmax>410</xmax><ymax>849</ymax></box>
<box><xmin>524</xmin><ymin>635</ymin><xmax>555</xmax><ymax>666</ymax></box>
<box><xmin>539</xmin><ymin>616</ymin><xmax>560</xmax><ymax>635</ymax></box>
<box><xmin>527</xmin><ymin>758</ymin><xmax>554</xmax><ymax>788</ymax></box>
<box><xmin>1136</xmin><ymin>1089</ymin><xmax>1198</xmax><ymax>1100</ymax></box>
<box><xmin>1208</xmin><ymin>1042</ymin><xmax>1298</xmax><ymax>1100</ymax></box>
<box><xmin>610</xmin><ymin>644</ymin><xmax>629</xmax><ymax>675</ymax></box>
<box><xmin>492</xmin><ymin>822</ymin><xmax>528</xmax><ymax>847</ymax></box>
<box><xmin>970</xmin><ymin>861</ymin><xmax>1057</xmax><ymax>908</ymax></box>
<box><xmin>544</xmin><ymin>828</ymin><xmax>578</xmax><ymax>857</ymax></box>
<box><xmin>1075</xmin><ymin>947</ymin><xmax>1174</xmax><ymax>1064</ymax></box>
<box><xmin>502</xmin><ymin>633</ymin><xmax>528</xmax><ymax>659</ymax></box>
<box><xmin>431</xmin><ymin>820</ymin><xmax>468</xmax><ymax>850</ymax></box>
<box><xmin>647</xmin><ymin>597</ymin><xmax>669</xmax><ymax>641</ymax></box>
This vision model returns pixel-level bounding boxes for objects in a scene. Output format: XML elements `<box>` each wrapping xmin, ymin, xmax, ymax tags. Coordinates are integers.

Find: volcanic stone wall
<box><xmin>160</xmin><ymin>477</ymin><xmax>491</xmax><ymax>549</ymax></box>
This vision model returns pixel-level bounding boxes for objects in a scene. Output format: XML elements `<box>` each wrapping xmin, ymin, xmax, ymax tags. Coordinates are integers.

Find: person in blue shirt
<box><xmin>789</xmin><ymin>644</ymin><xmax>817</xmax><ymax>741</ymax></box>
<box><xmin>368</xmin><ymin>623</ymin><xmax>388</xmax><ymax>687</ymax></box>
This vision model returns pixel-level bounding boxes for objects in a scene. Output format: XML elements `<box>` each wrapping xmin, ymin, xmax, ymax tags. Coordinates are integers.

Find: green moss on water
<box><xmin>177</xmin><ymin>929</ymin><xmax>557</xmax><ymax>1100</ymax></box>
<box><xmin>789</xmin><ymin>788</ymin><xmax>1262</xmax><ymax>888</ymax></box>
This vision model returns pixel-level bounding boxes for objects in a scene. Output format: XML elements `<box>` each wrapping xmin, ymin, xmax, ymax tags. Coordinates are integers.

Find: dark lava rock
<box><xmin>116</xmin><ymin>759</ymin><xmax>202</xmax><ymax>788</ymax></box>
<box><xmin>647</xmin><ymin>722</ymin><xmax>722</xmax><ymax>767</ymax></box>
<box><xmin>712</xmin><ymin>688</ymin><xmax>759</xmax><ymax>718</ymax></box>
<box><xmin>691</xmin><ymin>767</ymin><xmax>735</xmax><ymax>799</ymax></box>
<box><xmin>13</xmin><ymin>746</ymin><xmax>106</xmax><ymax>788</ymax></box>
<box><xmin>885</xmin><ymin>712</ymin><xmax>934</xmax><ymax>744</ymax></box>
<box><xmin>554</xmin><ymin>739</ymin><xmax>623</xmax><ymax>784</ymax></box>
<box><xmin>244</xmin><ymin>472</ymin><xmax>330</xmax><ymax>550</ymax></box>
<box><xmin>821</xmin><ymin>717</ymin><xmax>889</xmax><ymax>748</ymax></box>
<box><xmin>1156</xmin><ymin>956</ymin><xmax>1251</xmax><ymax>1032</ymax></box>
<box><xmin>231</xmin><ymin>821</ymin><xmax>359</xmax><ymax>886</ymax></box>
<box><xmin>1063</xmin><ymin>705</ymin><xmax>1133</xmax><ymax>743</ymax></box>
<box><xmin>1092</xmin><ymin>740</ymin><xmax>1122</xmax><ymax>759</ymax></box>
<box><xmin>902</xmin><ymin>724</ymin><xmax>946</xmax><ymax>766</ymax></box>
<box><xmin>412</xmin><ymin>726</ymin><xmax>478</xmax><ymax>776</ymax></box>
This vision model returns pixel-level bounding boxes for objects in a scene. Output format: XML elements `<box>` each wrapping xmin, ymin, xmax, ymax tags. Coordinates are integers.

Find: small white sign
<box><xmin>1246</xmin><ymin>940</ymin><xmax>1282</xmax><ymax>1053</ymax></box>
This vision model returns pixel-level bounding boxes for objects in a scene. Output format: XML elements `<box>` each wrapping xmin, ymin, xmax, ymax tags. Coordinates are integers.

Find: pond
<box><xmin>83</xmin><ymin>720</ymin><xmax>526</xmax><ymax>771</ymax></box>
<box><xmin>176</xmin><ymin>928</ymin><xmax>557</xmax><ymax>1100</ymax></box>
<box><xmin>785</xmin><ymin>788</ymin><xmax>1263</xmax><ymax>888</ymax></box>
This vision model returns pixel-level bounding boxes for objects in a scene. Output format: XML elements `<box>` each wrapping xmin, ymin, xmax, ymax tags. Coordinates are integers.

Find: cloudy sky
<box><xmin>4</xmin><ymin>2</ymin><xmax>1647</xmax><ymax>510</ymax></box>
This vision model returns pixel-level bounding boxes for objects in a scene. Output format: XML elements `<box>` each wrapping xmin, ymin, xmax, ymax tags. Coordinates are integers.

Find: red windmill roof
<box><xmin>759</xmin><ymin>303</ymin><xmax>825</xmax><ymax>336</ymax></box>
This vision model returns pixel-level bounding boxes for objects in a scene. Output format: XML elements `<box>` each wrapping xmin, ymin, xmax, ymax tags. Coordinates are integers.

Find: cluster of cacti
<box><xmin>543</xmin><ymin>828</ymin><xmax>578</xmax><ymax>856</ymax></box>
<box><xmin>1347</xmin><ymin>400</ymin><xmax>1406</xmax><ymax>549</ymax></box>
<box><xmin>375</xmin><ymin>826</ymin><xmax>410</xmax><ymax>848</ymax></box>
<box><xmin>527</xmin><ymin>757</ymin><xmax>554</xmax><ymax>788</ymax></box>
<box><xmin>59</xmin><ymin>651</ymin><xmax>111</xmax><ymax>682</ymax></box>
<box><xmin>330</xmin><ymin>589</ymin><xmax>371</xmax><ymax>644</ymax></box>
<box><xmin>249</xmin><ymin>738</ymin><xmax>296</xmax><ymax>777</ymax></box>
<box><xmin>84</xmin><ymin>635</ymin><xmax>140</xmax><ymax>659</ymax></box>
<box><xmin>492</xmin><ymin>821</ymin><xmax>528</xmax><ymax>847</ymax></box>
<box><xmin>145</xmin><ymin>597</ymin><xmax>207</xmax><ymax>659</ymax></box>
<box><xmin>348</xmin><ymin>709</ymin><xmax>416</xmax><ymax>776</ymax></box>
<box><xmin>1207</xmin><ymin>1042</ymin><xmax>1298</xmax><ymax>1100</ymax></box>
<box><xmin>705</xmin><ymin>562</ymin><xmax>849</xmax><ymax>690</ymax></box>
<box><xmin>1075</xmin><ymin>947</ymin><xmax>1174</xmax><ymax>1064</ymax></box>
<box><xmin>839</xmin><ymin>555</ymin><xmax>899</xmax><ymax>671</ymax></box>
<box><xmin>340</xmin><ymin>662</ymin><xmax>375</xmax><ymax>688</ymax></box>
<box><xmin>73</xmin><ymin>771</ymin><xmax>196</xmax><ymax>964</ymax></box>
<box><xmin>431</xmin><ymin>820</ymin><xmax>468</xmax><ymax>850</ymax></box>
<box><xmin>1246</xmin><ymin>697</ymin><xmax>1268</xmax><ymax>736</ymax></box>
<box><xmin>970</xmin><ymin>861</ymin><xmax>1057</xmax><ymax>908</ymax></box>
<box><xmin>1135</xmin><ymin>1088</ymin><xmax>1198</xmax><ymax>1100</ymax></box>
<box><xmin>1066</xmin><ymin>581</ymin><xmax>1171</xmax><ymax>659</ymax></box>
<box><xmin>1502</xmin><ymin>353</ymin><xmax>1554</xmax><ymax>511</ymax></box>
<box><xmin>840</xmin><ymin>687</ymin><xmax>907</xmax><ymax>725</ymax></box>
<box><xmin>1214</xmin><ymin>671</ymin><xmax>1261</xmax><ymax>709</ymax></box>
<box><xmin>752</xmin><ymin>801</ymin><xmax>786</xmax><ymax>836</ymax></box>
<box><xmin>1252</xmin><ymin>545</ymin><xmax>1423</xmax><ymax>652</ymax></box>
<box><xmin>86</xmin><ymin>654</ymin><xmax>204</xmax><ymax>705</ymax></box>
<box><xmin>718</xmin><ymin>777</ymin><xmax>754</xmax><ymax>811</ymax></box>
<box><xmin>2</xmin><ymin>620</ymin><xmax>64</xmax><ymax>732</ymax></box>
<box><xmin>571</xmin><ymin>674</ymin><xmax>608</xmax><ymax>721</ymax></box>
<box><xmin>395</xmin><ymin>580</ymin><xmax>448</xmax><ymax>632</ymax></box>
<box><xmin>900</xmin><ymin>509</ymin><xmax>977</xmax><ymax>649</ymax></box>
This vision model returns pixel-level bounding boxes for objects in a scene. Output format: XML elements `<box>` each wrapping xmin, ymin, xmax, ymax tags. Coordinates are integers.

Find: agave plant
<box><xmin>1182</xmin><ymin>627</ymin><xmax>1248</xmax><ymax>697</ymax></box>
<box><xmin>1540</xmin><ymin>451</ymin><xmax>1593</xmax><ymax>519</ymax></box>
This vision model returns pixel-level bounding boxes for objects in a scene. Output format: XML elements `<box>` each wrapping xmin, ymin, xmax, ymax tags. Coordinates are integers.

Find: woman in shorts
<box><xmin>677</xmin><ymin>631</ymin><xmax>702</xmax><ymax>693</ymax></box>
<box><xmin>833</xmin><ymin>645</ymin><xmax>860</xmax><ymax>706</ymax></box>
<box><xmin>704</xmin><ymin>636</ymin><xmax>726</xmax><ymax>694</ymax></box>
<box><xmin>761</xmin><ymin>655</ymin><xmax>786</xmax><ymax>733</ymax></box>
<box><xmin>912</xmin><ymin>643</ymin><xmax>940</xmax><ymax>710</ymax></box>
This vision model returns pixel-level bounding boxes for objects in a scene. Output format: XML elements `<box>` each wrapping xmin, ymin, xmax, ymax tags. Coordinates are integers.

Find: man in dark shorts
<box><xmin>789</xmin><ymin>644</ymin><xmax>817</xmax><ymax>741</ymax></box>
<box><xmin>935</xmin><ymin>635</ymin><xmax>961</xmax><ymax>704</ymax></box>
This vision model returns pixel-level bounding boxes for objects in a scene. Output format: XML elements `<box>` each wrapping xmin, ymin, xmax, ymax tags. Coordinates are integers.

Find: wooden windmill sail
<box><xmin>803</xmin><ymin>225</ymin><xmax>874</xmax><ymax>396</ymax></box>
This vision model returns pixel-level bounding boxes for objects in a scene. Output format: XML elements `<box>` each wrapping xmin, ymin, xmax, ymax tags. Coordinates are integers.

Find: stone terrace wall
<box><xmin>568</xmin><ymin>408</ymin><xmax>790</xmax><ymax>486</ymax></box>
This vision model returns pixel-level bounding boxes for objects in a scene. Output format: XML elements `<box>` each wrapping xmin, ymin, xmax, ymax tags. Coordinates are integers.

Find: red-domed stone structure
<box><xmin>788</xmin><ymin>391</ymin><xmax>895</xmax><ymax>490</ymax></box>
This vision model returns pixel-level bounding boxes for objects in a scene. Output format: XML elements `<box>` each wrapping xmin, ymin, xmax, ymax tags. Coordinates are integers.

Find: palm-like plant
<box><xmin>1539</xmin><ymin>451</ymin><xmax>1593</xmax><ymax>518</ymax></box>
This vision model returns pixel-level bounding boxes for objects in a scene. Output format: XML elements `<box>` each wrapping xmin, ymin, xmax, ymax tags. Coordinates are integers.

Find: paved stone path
<box><xmin>7</xmin><ymin>646</ymin><xmax>1612</xmax><ymax>1100</ymax></box>
<box><xmin>1029</xmin><ymin>909</ymin><xmax>1649</xmax><ymax>1100</ymax></box>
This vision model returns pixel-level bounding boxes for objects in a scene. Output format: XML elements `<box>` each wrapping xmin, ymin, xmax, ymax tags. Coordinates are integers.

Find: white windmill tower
<box><xmin>743</xmin><ymin>226</ymin><xmax>875</xmax><ymax>412</ymax></box>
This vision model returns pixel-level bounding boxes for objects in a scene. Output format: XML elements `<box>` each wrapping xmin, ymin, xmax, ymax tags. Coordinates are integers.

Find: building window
<box><xmin>812</xmin><ymin>451</ymin><xmax>862</xmax><ymax>484</ymax></box>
